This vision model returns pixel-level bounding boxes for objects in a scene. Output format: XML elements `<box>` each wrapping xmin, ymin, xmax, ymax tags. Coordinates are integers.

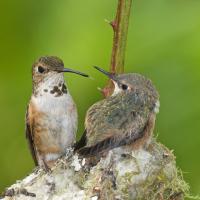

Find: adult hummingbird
<box><xmin>26</xmin><ymin>56</ymin><xmax>88</xmax><ymax>169</ymax></box>
<box><xmin>76</xmin><ymin>66</ymin><xmax>159</xmax><ymax>156</ymax></box>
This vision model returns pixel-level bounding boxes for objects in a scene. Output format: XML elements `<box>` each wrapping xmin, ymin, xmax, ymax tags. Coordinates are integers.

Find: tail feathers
<box><xmin>78</xmin><ymin>125</ymin><xmax>147</xmax><ymax>157</ymax></box>
<box><xmin>78</xmin><ymin>136</ymin><xmax>114</xmax><ymax>156</ymax></box>
<box><xmin>74</xmin><ymin>130</ymin><xmax>87</xmax><ymax>150</ymax></box>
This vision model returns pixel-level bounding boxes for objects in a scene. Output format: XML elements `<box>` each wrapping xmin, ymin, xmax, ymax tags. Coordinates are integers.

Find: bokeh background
<box><xmin>0</xmin><ymin>0</ymin><xmax>200</xmax><ymax>197</ymax></box>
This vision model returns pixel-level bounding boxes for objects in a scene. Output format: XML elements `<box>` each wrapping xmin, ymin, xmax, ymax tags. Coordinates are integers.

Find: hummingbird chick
<box><xmin>76</xmin><ymin>66</ymin><xmax>159</xmax><ymax>157</ymax></box>
<box><xmin>26</xmin><ymin>56</ymin><xmax>88</xmax><ymax>169</ymax></box>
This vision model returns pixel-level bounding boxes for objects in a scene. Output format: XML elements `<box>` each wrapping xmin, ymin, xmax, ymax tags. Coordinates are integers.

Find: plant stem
<box><xmin>103</xmin><ymin>0</ymin><xmax>132</xmax><ymax>97</ymax></box>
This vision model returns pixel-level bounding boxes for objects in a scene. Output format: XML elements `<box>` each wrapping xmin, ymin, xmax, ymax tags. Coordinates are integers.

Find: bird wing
<box><xmin>79</xmin><ymin>92</ymin><xmax>154</xmax><ymax>156</ymax></box>
<box><xmin>78</xmin><ymin>125</ymin><xmax>148</xmax><ymax>156</ymax></box>
<box><xmin>25</xmin><ymin>105</ymin><xmax>38</xmax><ymax>166</ymax></box>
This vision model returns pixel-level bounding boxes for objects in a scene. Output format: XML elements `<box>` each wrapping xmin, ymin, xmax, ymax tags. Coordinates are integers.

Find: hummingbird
<box><xmin>26</xmin><ymin>56</ymin><xmax>88</xmax><ymax>169</ymax></box>
<box><xmin>76</xmin><ymin>66</ymin><xmax>159</xmax><ymax>156</ymax></box>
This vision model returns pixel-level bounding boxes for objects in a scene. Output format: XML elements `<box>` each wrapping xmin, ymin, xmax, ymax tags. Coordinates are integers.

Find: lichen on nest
<box><xmin>74</xmin><ymin>139</ymin><xmax>189</xmax><ymax>200</ymax></box>
<box><xmin>2</xmin><ymin>139</ymin><xmax>189</xmax><ymax>200</ymax></box>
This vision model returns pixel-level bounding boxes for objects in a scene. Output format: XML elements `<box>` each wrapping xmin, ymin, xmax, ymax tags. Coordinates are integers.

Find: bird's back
<box><xmin>85</xmin><ymin>90</ymin><xmax>154</xmax><ymax>147</ymax></box>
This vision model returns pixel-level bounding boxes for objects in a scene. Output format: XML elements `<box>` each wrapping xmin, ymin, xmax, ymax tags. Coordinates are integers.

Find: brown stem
<box><xmin>103</xmin><ymin>0</ymin><xmax>132</xmax><ymax>97</ymax></box>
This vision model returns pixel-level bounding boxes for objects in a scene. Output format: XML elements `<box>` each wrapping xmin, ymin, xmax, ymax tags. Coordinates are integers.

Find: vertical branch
<box><xmin>103</xmin><ymin>0</ymin><xmax>132</xmax><ymax>97</ymax></box>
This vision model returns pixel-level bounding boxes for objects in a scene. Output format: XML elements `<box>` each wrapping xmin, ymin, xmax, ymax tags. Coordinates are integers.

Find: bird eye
<box><xmin>38</xmin><ymin>66</ymin><xmax>45</xmax><ymax>73</ymax></box>
<box><xmin>121</xmin><ymin>84</ymin><xmax>128</xmax><ymax>90</ymax></box>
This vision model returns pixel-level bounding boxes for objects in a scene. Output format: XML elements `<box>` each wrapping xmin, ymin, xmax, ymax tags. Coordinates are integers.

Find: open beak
<box><xmin>55</xmin><ymin>68</ymin><xmax>89</xmax><ymax>77</ymax></box>
<box><xmin>93</xmin><ymin>66</ymin><xmax>117</xmax><ymax>82</ymax></box>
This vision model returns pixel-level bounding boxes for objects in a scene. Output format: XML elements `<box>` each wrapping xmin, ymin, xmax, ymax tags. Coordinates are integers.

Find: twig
<box><xmin>103</xmin><ymin>0</ymin><xmax>132</xmax><ymax>97</ymax></box>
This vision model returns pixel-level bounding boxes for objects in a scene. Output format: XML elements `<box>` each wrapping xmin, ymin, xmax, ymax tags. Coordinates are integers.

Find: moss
<box><xmin>75</xmin><ymin>170</ymin><xmax>89</xmax><ymax>188</ymax></box>
<box><xmin>99</xmin><ymin>140</ymin><xmax>190</xmax><ymax>200</ymax></box>
<box><xmin>3</xmin><ymin>139</ymin><xmax>195</xmax><ymax>200</ymax></box>
<box><xmin>129</xmin><ymin>159</ymin><xmax>189</xmax><ymax>200</ymax></box>
<box><xmin>76</xmin><ymin>140</ymin><xmax>194</xmax><ymax>200</ymax></box>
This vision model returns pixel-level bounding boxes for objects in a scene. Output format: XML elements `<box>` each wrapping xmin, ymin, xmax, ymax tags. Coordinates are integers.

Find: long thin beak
<box><xmin>93</xmin><ymin>66</ymin><xmax>117</xmax><ymax>81</ymax></box>
<box><xmin>56</xmin><ymin>68</ymin><xmax>89</xmax><ymax>77</ymax></box>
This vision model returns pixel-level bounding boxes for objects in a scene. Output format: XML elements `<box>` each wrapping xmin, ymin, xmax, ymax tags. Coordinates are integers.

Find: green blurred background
<box><xmin>0</xmin><ymin>0</ymin><xmax>200</xmax><ymax>196</ymax></box>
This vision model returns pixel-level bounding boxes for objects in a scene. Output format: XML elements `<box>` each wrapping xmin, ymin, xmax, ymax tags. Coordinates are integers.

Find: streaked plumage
<box><xmin>77</xmin><ymin>69</ymin><xmax>159</xmax><ymax>156</ymax></box>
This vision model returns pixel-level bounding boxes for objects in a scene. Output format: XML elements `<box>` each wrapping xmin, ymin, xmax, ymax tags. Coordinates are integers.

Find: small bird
<box><xmin>76</xmin><ymin>66</ymin><xmax>159</xmax><ymax>156</ymax></box>
<box><xmin>26</xmin><ymin>56</ymin><xmax>88</xmax><ymax>169</ymax></box>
